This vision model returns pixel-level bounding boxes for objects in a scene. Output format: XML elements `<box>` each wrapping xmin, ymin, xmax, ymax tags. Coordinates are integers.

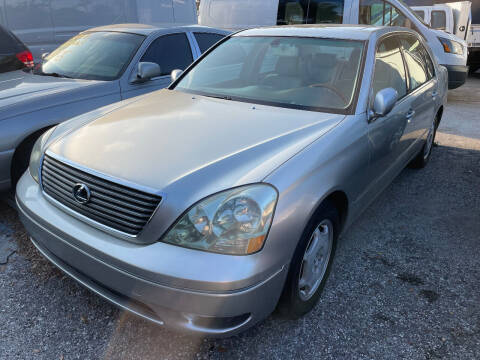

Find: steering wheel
<box><xmin>309</xmin><ymin>83</ymin><xmax>348</xmax><ymax>105</ymax></box>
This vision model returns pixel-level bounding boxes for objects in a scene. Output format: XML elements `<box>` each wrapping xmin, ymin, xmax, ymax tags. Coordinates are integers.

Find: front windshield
<box><xmin>175</xmin><ymin>36</ymin><xmax>365</xmax><ymax>112</ymax></box>
<box><xmin>36</xmin><ymin>31</ymin><xmax>145</xmax><ymax>81</ymax></box>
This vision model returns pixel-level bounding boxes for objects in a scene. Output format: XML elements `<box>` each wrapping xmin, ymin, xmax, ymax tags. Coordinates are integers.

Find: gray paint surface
<box><xmin>16</xmin><ymin>25</ymin><xmax>448</xmax><ymax>336</ymax></box>
<box><xmin>0</xmin><ymin>24</ymin><xmax>229</xmax><ymax>193</ymax></box>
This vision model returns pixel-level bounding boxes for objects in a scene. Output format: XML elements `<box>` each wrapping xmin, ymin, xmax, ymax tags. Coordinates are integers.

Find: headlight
<box><xmin>29</xmin><ymin>127</ymin><xmax>55</xmax><ymax>183</ymax></box>
<box><xmin>437</xmin><ymin>37</ymin><xmax>464</xmax><ymax>55</ymax></box>
<box><xmin>162</xmin><ymin>184</ymin><xmax>278</xmax><ymax>255</ymax></box>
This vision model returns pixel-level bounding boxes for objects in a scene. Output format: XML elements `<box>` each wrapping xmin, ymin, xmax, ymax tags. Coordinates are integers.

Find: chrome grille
<box><xmin>41</xmin><ymin>154</ymin><xmax>161</xmax><ymax>236</ymax></box>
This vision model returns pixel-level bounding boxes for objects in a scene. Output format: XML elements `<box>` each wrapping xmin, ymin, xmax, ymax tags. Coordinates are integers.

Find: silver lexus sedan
<box><xmin>16</xmin><ymin>25</ymin><xmax>447</xmax><ymax>337</ymax></box>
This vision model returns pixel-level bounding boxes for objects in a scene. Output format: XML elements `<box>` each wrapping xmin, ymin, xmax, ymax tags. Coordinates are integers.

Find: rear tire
<box><xmin>277</xmin><ymin>201</ymin><xmax>339</xmax><ymax>319</ymax></box>
<box><xmin>409</xmin><ymin>114</ymin><xmax>438</xmax><ymax>169</ymax></box>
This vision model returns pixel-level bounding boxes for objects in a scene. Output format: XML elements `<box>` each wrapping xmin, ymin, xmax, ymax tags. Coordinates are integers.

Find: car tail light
<box><xmin>16</xmin><ymin>50</ymin><xmax>34</xmax><ymax>68</ymax></box>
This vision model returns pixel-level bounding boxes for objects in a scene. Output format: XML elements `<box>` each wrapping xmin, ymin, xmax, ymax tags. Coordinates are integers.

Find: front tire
<box><xmin>277</xmin><ymin>201</ymin><xmax>339</xmax><ymax>319</ymax></box>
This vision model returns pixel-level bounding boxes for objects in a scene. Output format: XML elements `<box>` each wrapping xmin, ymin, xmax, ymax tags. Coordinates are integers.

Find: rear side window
<box><xmin>141</xmin><ymin>33</ymin><xmax>193</xmax><ymax>76</ymax></box>
<box><xmin>372</xmin><ymin>36</ymin><xmax>407</xmax><ymax>99</ymax></box>
<box><xmin>399</xmin><ymin>35</ymin><xmax>433</xmax><ymax>90</ymax></box>
<box><xmin>277</xmin><ymin>0</ymin><xmax>344</xmax><ymax>25</ymax></box>
<box><xmin>431</xmin><ymin>10</ymin><xmax>446</xmax><ymax>30</ymax></box>
<box><xmin>194</xmin><ymin>32</ymin><xmax>225</xmax><ymax>53</ymax></box>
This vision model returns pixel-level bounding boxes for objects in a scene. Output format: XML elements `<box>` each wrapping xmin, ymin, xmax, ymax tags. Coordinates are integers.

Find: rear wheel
<box><xmin>409</xmin><ymin>114</ymin><xmax>438</xmax><ymax>169</ymax></box>
<box><xmin>278</xmin><ymin>201</ymin><xmax>339</xmax><ymax>318</ymax></box>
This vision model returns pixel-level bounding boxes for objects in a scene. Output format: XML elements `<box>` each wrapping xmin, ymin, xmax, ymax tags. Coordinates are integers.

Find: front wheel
<box><xmin>409</xmin><ymin>114</ymin><xmax>438</xmax><ymax>169</ymax></box>
<box><xmin>277</xmin><ymin>202</ymin><xmax>339</xmax><ymax>318</ymax></box>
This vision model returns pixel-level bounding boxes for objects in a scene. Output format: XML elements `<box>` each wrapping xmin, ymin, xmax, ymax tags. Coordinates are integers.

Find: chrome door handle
<box><xmin>406</xmin><ymin>109</ymin><xmax>415</xmax><ymax>122</ymax></box>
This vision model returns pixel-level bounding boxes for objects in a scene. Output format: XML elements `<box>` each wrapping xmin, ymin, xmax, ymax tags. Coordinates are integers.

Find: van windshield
<box><xmin>35</xmin><ymin>31</ymin><xmax>145</xmax><ymax>81</ymax></box>
<box><xmin>175</xmin><ymin>36</ymin><xmax>365</xmax><ymax>113</ymax></box>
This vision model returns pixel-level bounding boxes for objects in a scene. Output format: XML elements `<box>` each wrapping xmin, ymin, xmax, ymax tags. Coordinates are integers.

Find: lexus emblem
<box><xmin>72</xmin><ymin>183</ymin><xmax>91</xmax><ymax>204</ymax></box>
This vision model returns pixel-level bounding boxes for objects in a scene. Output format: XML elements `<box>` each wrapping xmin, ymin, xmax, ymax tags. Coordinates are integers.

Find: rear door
<box><xmin>397</xmin><ymin>33</ymin><xmax>437</xmax><ymax>156</ymax></box>
<box><xmin>120</xmin><ymin>31</ymin><xmax>195</xmax><ymax>99</ymax></box>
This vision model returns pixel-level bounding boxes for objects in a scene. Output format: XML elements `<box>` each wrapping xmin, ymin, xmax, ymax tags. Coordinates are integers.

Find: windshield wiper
<box><xmin>204</xmin><ymin>94</ymin><xmax>233</xmax><ymax>101</ymax></box>
<box><xmin>41</xmin><ymin>72</ymin><xmax>73</xmax><ymax>79</ymax></box>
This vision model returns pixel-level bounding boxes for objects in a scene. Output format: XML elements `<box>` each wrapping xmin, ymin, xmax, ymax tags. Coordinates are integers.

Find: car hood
<box><xmin>0</xmin><ymin>70</ymin><xmax>106</xmax><ymax>120</ymax></box>
<box><xmin>48</xmin><ymin>90</ymin><xmax>344</xmax><ymax>196</ymax></box>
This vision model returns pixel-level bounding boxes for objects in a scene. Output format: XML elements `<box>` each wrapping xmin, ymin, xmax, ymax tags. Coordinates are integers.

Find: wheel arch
<box><xmin>10</xmin><ymin>125</ymin><xmax>56</xmax><ymax>185</ymax></box>
<box><xmin>435</xmin><ymin>105</ymin><xmax>444</xmax><ymax>128</ymax></box>
<box><xmin>308</xmin><ymin>190</ymin><xmax>349</xmax><ymax>235</ymax></box>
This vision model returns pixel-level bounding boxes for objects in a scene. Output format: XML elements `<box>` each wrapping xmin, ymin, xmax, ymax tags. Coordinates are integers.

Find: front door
<box><xmin>366</xmin><ymin>35</ymin><xmax>412</xmax><ymax>194</ymax></box>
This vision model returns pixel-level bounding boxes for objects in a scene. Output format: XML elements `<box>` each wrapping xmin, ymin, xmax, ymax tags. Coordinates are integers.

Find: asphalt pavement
<box><xmin>0</xmin><ymin>75</ymin><xmax>479</xmax><ymax>360</ymax></box>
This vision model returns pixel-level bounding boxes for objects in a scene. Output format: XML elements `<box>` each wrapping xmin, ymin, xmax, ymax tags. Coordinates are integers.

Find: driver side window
<box><xmin>372</xmin><ymin>36</ymin><xmax>407</xmax><ymax>100</ymax></box>
<box><xmin>141</xmin><ymin>33</ymin><xmax>193</xmax><ymax>76</ymax></box>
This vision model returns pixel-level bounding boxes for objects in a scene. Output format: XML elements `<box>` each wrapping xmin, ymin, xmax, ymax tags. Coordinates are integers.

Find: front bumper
<box><xmin>16</xmin><ymin>173</ymin><xmax>287</xmax><ymax>337</ymax></box>
<box><xmin>442</xmin><ymin>64</ymin><xmax>469</xmax><ymax>90</ymax></box>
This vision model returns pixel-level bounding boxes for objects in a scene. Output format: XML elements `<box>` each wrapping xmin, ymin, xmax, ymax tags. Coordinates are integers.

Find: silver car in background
<box><xmin>16</xmin><ymin>25</ymin><xmax>447</xmax><ymax>337</ymax></box>
<box><xmin>0</xmin><ymin>24</ymin><xmax>228</xmax><ymax>194</ymax></box>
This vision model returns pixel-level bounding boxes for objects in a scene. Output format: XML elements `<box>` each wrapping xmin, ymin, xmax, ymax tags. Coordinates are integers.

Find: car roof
<box><xmin>84</xmin><ymin>23</ymin><xmax>230</xmax><ymax>36</ymax></box>
<box><xmin>236</xmin><ymin>24</ymin><xmax>416</xmax><ymax>41</ymax></box>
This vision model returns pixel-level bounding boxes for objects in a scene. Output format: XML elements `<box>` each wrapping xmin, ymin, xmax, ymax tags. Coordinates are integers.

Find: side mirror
<box><xmin>370</xmin><ymin>88</ymin><xmax>398</xmax><ymax>120</ymax></box>
<box><xmin>41</xmin><ymin>52</ymin><xmax>50</xmax><ymax>61</ymax></box>
<box><xmin>134</xmin><ymin>62</ymin><xmax>161</xmax><ymax>83</ymax></box>
<box><xmin>171</xmin><ymin>69</ymin><xmax>183</xmax><ymax>82</ymax></box>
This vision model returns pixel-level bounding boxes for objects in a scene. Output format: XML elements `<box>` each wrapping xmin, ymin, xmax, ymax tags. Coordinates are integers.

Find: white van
<box><xmin>412</xmin><ymin>1</ymin><xmax>480</xmax><ymax>74</ymax></box>
<box><xmin>0</xmin><ymin>0</ymin><xmax>197</xmax><ymax>60</ymax></box>
<box><xmin>199</xmin><ymin>0</ymin><xmax>469</xmax><ymax>88</ymax></box>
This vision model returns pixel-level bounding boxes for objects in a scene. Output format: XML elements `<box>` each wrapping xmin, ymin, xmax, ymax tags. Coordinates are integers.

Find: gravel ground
<box><xmin>0</xmin><ymin>75</ymin><xmax>479</xmax><ymax>360</ymax></box>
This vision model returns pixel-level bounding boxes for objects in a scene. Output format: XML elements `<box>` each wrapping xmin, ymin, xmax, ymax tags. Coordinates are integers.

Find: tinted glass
<box><xmin>359</xmin><ymin>0</ymin><xmax>412</xmax><ymax>29</ymax></box>
<box><xmin>306</xmin><ymin>0</ymin><xmax>344</xmax><ymax>23</ymax></box>
<box><xmin>277</xmin><ymin>0</ymin><xmax>309</xmax><ymax>25</ymax></box>
<box><xmin>176</xmin><ymin>36</ymin><xmax>365</xmax><ymax>112</ymax></box>
<box><xmin>389</xmin><ymin>5</ymin><xmax>411</xmax><ymax>27</ymax></box>
<box><xmin>194</xmin><ymin>32</ymin><xmax>225</xmax><ymax>53</ymax></box>
<box><xmin>38</xmin><ymin>31</ymin><xmax>144</xmax><ymax>80</ymax></box>
<box><xmin>0</xmin><ymin>25</ymin><xmax>20</xmax><ymax>52</ymax></box>
<box><xmin>372</xmin><ymin>36</ymin><xmax>407</xmax><ymax>99</ymax></box>
<box><xmin>141</xmin><ymin>33</ymin><xmax>193</xmax><ymax>76</ymax></box>
<box><xmin>431</xmin><ymin>10</ymin><xmax>446</xmax><ymax>30</ymax></box>
<box><xmin>399</xmin><ymin>35</ymin><xmax>431</xmax><ymax>90</ymax></box>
